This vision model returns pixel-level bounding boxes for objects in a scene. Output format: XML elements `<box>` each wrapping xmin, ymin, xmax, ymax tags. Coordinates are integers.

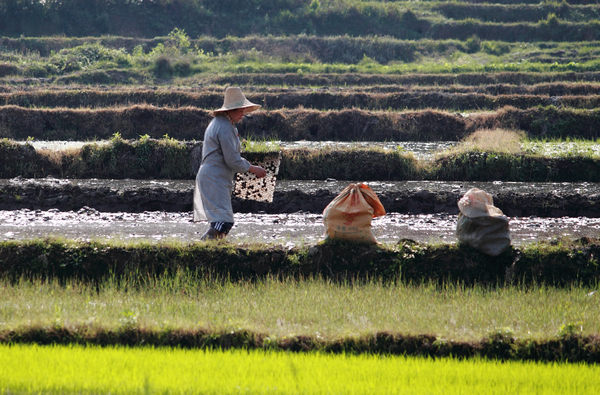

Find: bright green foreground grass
<box><xmin>2</xmin><ymin>276</ymin><xmax>598</xmax><ymax>341</ymax></box>
<box><xmin>1</xmin><ymin>344</ymin><xmax>598</xmax><ymax>394</ymax></box>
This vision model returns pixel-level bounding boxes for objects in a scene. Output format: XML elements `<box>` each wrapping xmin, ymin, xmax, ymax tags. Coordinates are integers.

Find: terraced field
<box><xmin>1</xmin><ymin>0</ymin><xmax>600</xmax><ymax>393</ymax></box>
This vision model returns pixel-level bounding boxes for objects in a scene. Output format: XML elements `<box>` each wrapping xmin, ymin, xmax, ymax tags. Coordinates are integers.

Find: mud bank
<box><xmin>4</xmin><ymin>89</ymin><xmax>600</xmax><ymax>111</ymax></box>
<box><xmin>1</xmin><ymin>178</ymin><xmax>598</xmax><ymax>217</ymax></box>
<box><xmin>2</xmin><ymin>139</ymin><xmax>599</xmax><ymax>182</ymax></box>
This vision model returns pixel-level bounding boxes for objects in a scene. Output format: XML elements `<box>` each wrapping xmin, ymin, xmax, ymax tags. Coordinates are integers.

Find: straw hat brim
<box><xmin>213</xmin><ymin>101</ymin><xmax>261</xmax><ymax>114</ymax></box>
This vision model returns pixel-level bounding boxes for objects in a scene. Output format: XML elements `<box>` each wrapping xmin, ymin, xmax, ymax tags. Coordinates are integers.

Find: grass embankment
<box><xmin>2</xmin><ymin>272</ymin><xmax>600</xmax><ymax>360</ymax></box>
<box><xmin>2</xmin><ymin>105</ymin><xmax>600</xmax><ymax>141</ymax></box>
<box><xmin>7</xmin><ymin>70</ymin><xmax>600</xmax><ymax>89</ymax></box>
<box><xmin>1</xmin><ymin>237</ymin><xmax>598</xmax><ymax>286</ymax></box>
<box><xmin>2</xmin><ymin>130</ymin><xmax>598</xmax><ymax>181</ymax></box>
<box><xmin>183</xmin><ymin>71</ymin><xmax>600</xmax><ymax>87</ymax></box>
<box><xmin>4</xmin><ymin>88</ymin><xmax>600</xmax><ymax>111</ymax></box>
<box><xmin>431</xmin><ymin>130</ymin><xmax>600</xmax><ymax>181</ymax></box>
<box><xmin>1</xmin><ymin>237</ymin><xmax>599</xmax><ymax>359</ymax></box>
<box><xmin>1</xmin><ymin>345</ymin><xmax>599</xmax><ymax>394</ymax></box>
<box><xmin>6</xmin><ymin>81</ymin><xmax>600</xmax><ymax>96</ymax></box>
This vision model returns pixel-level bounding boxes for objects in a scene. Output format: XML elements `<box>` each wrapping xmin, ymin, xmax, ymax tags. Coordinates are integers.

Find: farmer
<box><xmin>194</xmin><ymin>87</ymin><xmax>267</xmax><ymax>240</ymax></box>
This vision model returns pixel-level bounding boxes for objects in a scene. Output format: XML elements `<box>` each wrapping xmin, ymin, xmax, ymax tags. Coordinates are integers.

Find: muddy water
<box><xmin>279</xmin><ymin>141</ymin><xmax>458</xmax><ymax>159</ymax></box>
<box><xmin>22</xmin><ymin>140</ymin><xmax>600</xmax><ymax>161</ymax></box>
<box><xmin>1</xmin><ymin>209</ymin><xmax>598</xmax><ymax>246</ymax></box>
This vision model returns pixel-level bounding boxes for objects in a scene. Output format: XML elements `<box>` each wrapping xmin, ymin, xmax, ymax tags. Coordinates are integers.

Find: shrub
<box><xmin>173</xmin><ymin>59</ymin><xmax>192</xmax><ymax>76</ymax></box>
<box><xmin>152</xmin><ymin>55</ymin><xmax>174</xmax><ymax>78</ymax></box>
<box><xmin>49</xmin><ymin>43</ymin><xmax>131</xmax><ymax>73</ymax></box>
<box><xmin>401</xmin><ymin>10</ymin><xmax>428</xmax><ymax>34</ymax></box>
<box><xmin>465</xmin><ymin>35</ymin><xmax>481</xmax><ymax>53</ymax></box>
<box><xmin>482</xmin><ymin>41</ymin><xmax>511</xmax><ymax>56</ymax></box>
<box><xmin>540</xmin><ymin>13</ymin><xmax>561</xmax><ymax>28</ymax></box>
<box><xmin>165</xmin><ymin>27</ymin><xmax>191</xmax><ymax>55</ymax></box>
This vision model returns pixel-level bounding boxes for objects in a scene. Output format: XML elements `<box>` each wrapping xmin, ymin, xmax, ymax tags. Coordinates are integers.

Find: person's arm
<box><xmin>248</xmin><ymin>165</ymin><xmax>266</xmax><ymax>178</ymax></box>
<box><xmin>218</xmin><ymin>125</ymin><xmax>251</xmax><ymax>173</ymax></box>
<box><xmin>219</xmin><ymin>126</ymin><xmax>266</xmax><ymax>178</ymax></box>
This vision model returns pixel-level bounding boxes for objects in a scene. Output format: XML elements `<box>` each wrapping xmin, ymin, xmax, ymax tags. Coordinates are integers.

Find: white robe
<box><xmin>194</xmin><ymin>116</ymin><xmax>250</xmax><ymax>223</ymax></box>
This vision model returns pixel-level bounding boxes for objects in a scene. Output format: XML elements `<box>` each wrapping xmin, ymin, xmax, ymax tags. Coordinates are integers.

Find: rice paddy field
<box><xmin>1</xmin><ymin>0</ymin><xmax>600</xmax><ymax>393</ymax></box>
<box><xmin>2</xmin><ymin>344</ymin><xmax>600</xmax><ymax>394</ymax></box>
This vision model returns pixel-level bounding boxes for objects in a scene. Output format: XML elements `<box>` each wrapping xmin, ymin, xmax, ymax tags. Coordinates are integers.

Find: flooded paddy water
<box><xmin>1</xmin><ymin>209</ymin><xmax>599</xmax><ymax>246</ymax></box>
<box><xmin>0</xmin><ymin>177</ymin><xmax>598</xmax><ymax>246</ymax></box>
<box><xmin>20</xmin><ymin>140</ymin><xmax>458</xmax><ymax>160</ymax></box>
<box><xmin>19</xmin><ymin>139</ymin><xmax>600</xmax><ymax>161</ymax></box>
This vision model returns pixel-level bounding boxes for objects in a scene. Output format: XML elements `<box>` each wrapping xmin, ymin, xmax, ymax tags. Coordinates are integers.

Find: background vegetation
<box><xmin>2</xmin><ymin>0</ymin><xmax>600</xmax><ymax>41</ymax></box>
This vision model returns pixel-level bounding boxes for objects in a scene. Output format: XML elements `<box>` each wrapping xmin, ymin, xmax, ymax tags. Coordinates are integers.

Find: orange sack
<box><xmin>323</xmin><ymin>183</ymin><xmax>386</xmax><ymax>244</ymax></box>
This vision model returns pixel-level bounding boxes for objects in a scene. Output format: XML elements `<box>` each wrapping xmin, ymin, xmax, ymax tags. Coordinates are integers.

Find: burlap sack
<box><xmin>456</xmin><ymin>188</ymin><xmax>511</xmax><ymax>256</ymax></box>
<box><xmin>323</xmin><ymin>183</ymin><xmax>386</xmax><ymax>244</ymax></box>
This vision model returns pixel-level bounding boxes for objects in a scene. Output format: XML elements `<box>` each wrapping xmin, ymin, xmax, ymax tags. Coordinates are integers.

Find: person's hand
<box><xmin>249</xmin><ymin>165</ymin><xmax>267</xmax><ymax>178</ymax></box>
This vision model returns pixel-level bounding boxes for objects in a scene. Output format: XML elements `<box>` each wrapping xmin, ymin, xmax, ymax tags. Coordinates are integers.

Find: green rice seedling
<box><xmin>522</xmin><ymin>138</ymin><xmax>600</xmax><ymax>158</ymax></box>
<box><xmin>0</xmin><ymin>344</ymin><xmax>598</xmax><ymax>394</ymax></box>
<box><xmin>241</xmin><ymin>138</ymin><xmax>281</xmax><ymax>154</ymax></box>
<box><xmin>1</xmin><ymin>276</ymin><xmax>598</xmax><ymax>341</ymax></box>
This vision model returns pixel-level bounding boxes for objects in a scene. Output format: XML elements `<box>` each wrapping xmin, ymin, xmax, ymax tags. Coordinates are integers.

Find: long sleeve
<box><xmin>218</xmin><ymin>126</ymin><xmax>251</xmax><ymax>173</ymax></box>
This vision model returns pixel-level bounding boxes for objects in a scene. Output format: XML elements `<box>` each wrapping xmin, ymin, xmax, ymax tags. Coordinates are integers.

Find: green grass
<box><xmin>241</xmin><ymin>138</ymin><xmax>281</xmax><ymax>153</ymax></box>
<box><xmin>0</xmin><ymin>344</ymin><xmax>598</xmax><ymax>394</ymax></box>
<box><xmin>1</xmin><ymin>276</ymin><xmax>598</xmax><ymax>342</ymax></box>
<box><xmin>522</xmin><ymin>138</ymin><xmax>600</xmax><ymax>158</ymax></box>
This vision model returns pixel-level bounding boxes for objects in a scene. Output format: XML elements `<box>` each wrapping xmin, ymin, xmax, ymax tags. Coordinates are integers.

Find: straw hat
<box><xmin>213</xmin><ymin>87</ymin><xmax>261</xmax><ymax>114</ymax></box>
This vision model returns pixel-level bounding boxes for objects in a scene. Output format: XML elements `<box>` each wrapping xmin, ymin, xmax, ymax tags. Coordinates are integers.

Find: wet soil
<box><xmin>1</xmin><ymin>178</ymin><xmax>598</xmax><ymax>218</ymax></box>
<box><xmin>1</xmin><ymin>209</ymin><xmax>598</xmax><ymax>246</ymax></box>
